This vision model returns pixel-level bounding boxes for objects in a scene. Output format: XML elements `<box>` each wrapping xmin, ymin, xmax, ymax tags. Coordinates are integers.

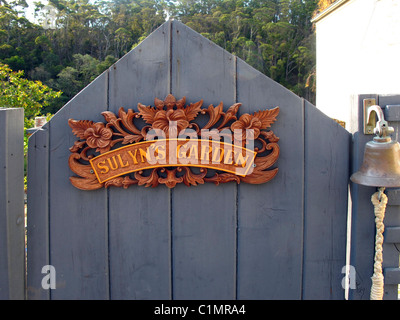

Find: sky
<box><xmin>22</xmin><ymin>0</ymin><xmax>59</xmax><ymax>28</ymax></box>
<box><xmin>21</xmin><ymin>0</ymin><xmax>48</xmax><ymax>22</ymax></box>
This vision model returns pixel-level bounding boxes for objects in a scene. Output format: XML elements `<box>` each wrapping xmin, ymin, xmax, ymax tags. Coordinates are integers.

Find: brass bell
<box><xmin>350</xmin><ymin>105</ymin><xmax>400</xmax><ymax>188</ymax></box>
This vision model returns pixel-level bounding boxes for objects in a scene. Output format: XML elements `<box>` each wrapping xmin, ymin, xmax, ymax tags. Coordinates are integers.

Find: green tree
<box><xmin>170</xmin><ymin>0</ymin><xmax>318</xmax><ymax>103</ymax></box>
<box><xmin>53</xmin><ymin>53</ymin><xmax>116</xmax><ymax>104</ymax></box>
<box><xmin>0</xmin><ymin>0</ymin><xmax>319</xmax><ymax>111</ymax></box>
<box><xmin>0</xmin><ymin>62</ymin><xmax>61</xmax><ymax>121</ymax></box>
<box><xmin>0</xmin><ymin>62</ymin><xmax>61</xmax><ymax>186</ymax></box>
<box><xmin>0</xmin><ymin>3</ymin><xmax>42</xmax><ymax>71</ymax></box>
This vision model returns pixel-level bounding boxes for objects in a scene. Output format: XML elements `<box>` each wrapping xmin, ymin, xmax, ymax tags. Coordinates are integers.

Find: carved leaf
<box><xmin>202</xmin><ymin>102</ymin><xmax>224</xmax><ymax>129</ymax></box>
<box><xmin>68</xmin><ymin>119</ymin><xmax>94</xmax><ymax>140</ymax></box>
<box><xmin>138</xmin><ymin>103</ymin><xmax>157</xmax><ymax>124</ymax></box>
<box><xmin>69</xmin><ymin>140</ymin><xmax>86</xmax><ymax>153</ymax></box>
<box><xmin>122</xmin><ymin>134</ymin><xmax>143</xmax><ymax>144</ymax></box>
<box><xmin>118</xmin><ymin>107</ymin><xmax>142</xmax><ymax>135</ymax></box>
<box><xmin>240</xmin><ymin>167</ymin><xmax>278</xmax><ymax>184</ymax></box>
<box><xmin>176</xmin><ymin>96</ymin><xmax>186</xmax><ymax>109</ymax></box>
<box><xmin>260</xmin><ymin>130</ymin><xmax>280</xmax><ymax>143</ymax></box>
<box><xmin>184</xmin><ymin>99</ymin><xmax>203</xmax><ymax>122</ymax></box>
<box><xmin>68</xmin><ymin>153</ymin><xmax>103</xmax><ymax>190</ymax></box>
<box><xmin>252</xmin><ymin>142</ymin><xmax>279</xmax><ymax>171</ymax></box>
<box><xmin>204</xmin><ymin>172</ymin><xmax>240</xmax><ymax>185</ymax></box>
<box><xmin>122</xmin><ymin>176</ymin><xmax>138</xmax><ymax>189</ymax></box>
<box><xmin>101</xmin><ymin>111</ymin><xmax>117</xmax><ymax>123</ymax></box>
<box><xmin>105</xmin><ymin>177</ymin><xmax>124</xmax><ymax>188</ymax></box>
<box><xmin>218</xmin><ymin>103</ymin><xmax>241</xmax><ymax>129</ymax></box>
<box><xmin>181</xmin><ymin>167</ymin><xmax>206</xmax><ymax>186</ymax></box>
<box><xmin>135</xmin><ymin>169</ymin><xmax>159</xmax><ymax>188</ymax></box>
<box><xmin>253</xmin><ymin>106</ymin><xmax>279</xmax><ymax>129</ymax></box>
<box><xmin>239</xmin><ymin>142</ymin><xmax>279</xmax><ymax>184</ymax></box>
<box><xmin>68</xmin><ymin>153</ymin><xmax>95</xmax><ymax>178</ymax></box>
<box><xmin>164</xmin><ymin>94</ymin><xmax>177</xmax><ymax>109</ymax></box>
<box><xmin>154</xmin><ymin>97</ymin><xmax>165</xmax><ymax>109</ymax></box>
<box><xmin>70</xmin><ymin>176</ymin><xmax>103</xmax><ymax>190</ymax></box>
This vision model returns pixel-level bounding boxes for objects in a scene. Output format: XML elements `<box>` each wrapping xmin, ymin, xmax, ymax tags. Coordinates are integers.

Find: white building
<box><xmin>312</xmin><ymin>0</ymin><xmax>400</xmax><ymax>132</ymax></box>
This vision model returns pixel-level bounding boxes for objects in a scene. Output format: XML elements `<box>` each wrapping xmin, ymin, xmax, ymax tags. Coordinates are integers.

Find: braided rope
<box><xmin>370</xmin><ymin>187</ymin><xmax>388</xmax><ymax>300</ymax></box>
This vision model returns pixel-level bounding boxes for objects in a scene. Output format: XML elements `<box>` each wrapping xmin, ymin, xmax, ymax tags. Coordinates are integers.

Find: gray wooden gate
<box><xmin>26</xmin><ymin>20</ymin><xmax>350</xmax><ymax>300</ymax></box>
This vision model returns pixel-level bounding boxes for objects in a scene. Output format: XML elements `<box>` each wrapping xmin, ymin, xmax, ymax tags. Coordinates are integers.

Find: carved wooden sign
<box><xmin>68</xmin><ymin>94</ymin><xmax>280</xmax><ymax>190</ymax></box>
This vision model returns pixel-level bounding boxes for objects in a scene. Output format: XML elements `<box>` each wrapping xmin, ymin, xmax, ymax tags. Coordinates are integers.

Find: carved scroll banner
<box><xmin>89</xmin><ymin>139</ymin><xmax>256</xmax><ymax>183</ymax></box>
<box><xmin>68</xmin><ymin>94</ymin><xmax>280</xmax><ymax>190</ymax></box>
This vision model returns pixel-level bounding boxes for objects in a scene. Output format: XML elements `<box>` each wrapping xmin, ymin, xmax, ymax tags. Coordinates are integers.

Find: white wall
<box><xmin>315</xmin><ymin>0</ymin><xmax>400</xmax><ymax>132</ymax></box>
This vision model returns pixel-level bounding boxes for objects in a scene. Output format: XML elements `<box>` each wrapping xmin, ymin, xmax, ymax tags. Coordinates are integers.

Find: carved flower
<box><xmin>138</xmin><ymin>95</ymin><xmax>202</xmax><ymax>138</ymax></box>
<box><xmin>69</xmin><ymin>119</ymin><xmax>113</xmax><ymax>154</ymax></box>
<box><xmin>231</xmin><ymin>114</ymin><xmax>262</xmax><ymax>141</ymax></box>
<box><xmin>152</xmin><ymin>109</ymin><xmax>190</xmax><ymax>137</ymax></box>
<box><xmin>84</xmin><ymin>123</ymin><xmax>112</xmax><ymax>150</ymax></box>
<box><xmin>84</xmin><ymin>122</ymin><xmax>113</xmax><ymax>153</ymax></box>
<box><xmin>230</xmin><ymin>107</ymin><xmax>280</xmax><ymax>141</ymax></box>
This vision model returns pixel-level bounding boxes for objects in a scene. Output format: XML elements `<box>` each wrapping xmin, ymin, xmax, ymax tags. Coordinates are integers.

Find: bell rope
<box><xmin>370</xmin><ymin>187</ymin><xmax>388</xmax><ymax>300</ymax></box>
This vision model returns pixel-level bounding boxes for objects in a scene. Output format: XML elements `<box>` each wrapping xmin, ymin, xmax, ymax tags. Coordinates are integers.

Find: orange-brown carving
<box><xmin>88</xmin><ymin>139</ymin><xmax>256</xmax><ymax>184</ymax></box>
<box><xmin>68</xmin><ymin>94</ymin><xmax>280</xmax><ymax>190</ymax></box>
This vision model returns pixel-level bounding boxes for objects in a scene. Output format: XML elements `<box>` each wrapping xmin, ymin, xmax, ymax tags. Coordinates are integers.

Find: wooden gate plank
<box><xmin>0</xmin><ymin>108</ymin><xmax>25</xmax><ymax>300</ymax></box>
<box><xmin>170</xmin><ymin>21</ymin><xmax>237</xmax><ymax>299</ymax></box>
<box><xmin>0</xmin><ymin>109</ymin><xmax>9</xmax><ymax>299</ymax></box>
<box><xmin>382</xmin><ymin>206</ymin><xmax>400</xmax><ymax>300</ymax></box>
<box><xmin>349</xmin><ymin>94</ymin><xmax>378</xmax><ymax>300</ymax></box>
<box><xmin>384</xmin><ymin>227</ymin><xmax>400</xmax><ymax>243</ymax></box>
<box><xmin>47</xmin><ymin>72</ymin><xmax>109</xmax><ymax>299</ymax></box>
<box><xmin>235</xmin><ymin>58</ymin><xmax>305</xmax><ymax>299</ymax></box>
<box><xmin>27</xmin><ymin>127</ymin><xmax>50</xmax><ymax>299</ymax></box>
<box><xmin>107</xmin><ymin>21</ymin><xmax>171</xmax><ymax>299</ymax></box>
<box><xmin>376</xmin><ymin>94</ymin><xmax>400</xmax><ymax>300</ymax></box>
<box><xmin>302</xmin><ymin>100</ymin><xmax>350</xmax><ymax>299</ymax></box>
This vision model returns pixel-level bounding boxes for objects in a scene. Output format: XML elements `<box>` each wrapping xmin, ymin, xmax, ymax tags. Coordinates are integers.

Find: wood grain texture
<box><xmin>349</xmin><ymin>94</ymin><xmax>378</xmax><ymax>300</ymax></box>
<box><xmin>236</xmin><ymin>58</ymin><xmax>305</xmax><ymax>299</ymax></box>
<box><xmin>302</xmin><ymin>100</ymin><xmax>350</xmax><ymax>299</ymax></box>
<box><xmin>0</xmin><ymin>108</ymin><xmax>25</xmax><ymax>300</ymax></box>
<box><xmin>47</xmin><ymin>72</ymin><xmax>109</xmax><ymax>299</ymax></box>
<box><xmin>107</xmin><ymin>21</ymin><xmax>171</xmax><ymax>299</ymax></box>
<box><xmin>27</xmin><ymin>127</ymin><xmax>50</xmax><ymax>300</ymax></box>
<box><xmin>378</xmin><ymin>94</ymin><xmax>400</xmax><ymax>300</ymax></box>
<box><xmin>0</xmin><ymin>110</ymin><xmax>8</xmax><ymax>300</ymax></box>
<box><xmin>170</xmin><ymin>20</ymin><xmax>237</xmax><ymax>299</ymax></box>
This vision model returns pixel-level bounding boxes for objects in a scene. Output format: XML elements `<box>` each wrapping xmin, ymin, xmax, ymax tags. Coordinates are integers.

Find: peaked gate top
<box><xmin>27</xmin><ymin>20</ymin><xmax>350</xmax><ymax>300</ymax></box>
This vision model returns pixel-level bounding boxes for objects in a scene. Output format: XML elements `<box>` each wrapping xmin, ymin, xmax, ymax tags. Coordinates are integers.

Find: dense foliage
<box><xmin>0</xmin><ymin>62</ymin><xmax>60</xmax><ymax>117</ymax></box>
<box><xmin>1</xmin><ymin>0</ymin><xmax>321</xmax><ymax>113</ymax></box>
<box><xmin>0</xmin><ymin>62</ymin><xmax>60</xmax><ymax>187</ymax></box>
